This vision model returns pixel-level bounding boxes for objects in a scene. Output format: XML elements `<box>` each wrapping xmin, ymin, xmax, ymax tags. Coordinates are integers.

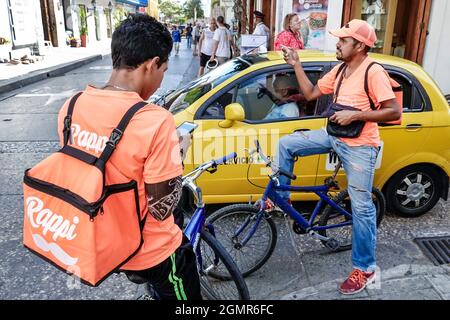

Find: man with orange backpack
<box><xmin>279</xmin><ymin>19</ymin><xmax>401</xmax><ymax>295</ymax></box>
<box><xmin>23</xmin><ymin>14</ymin><xmax>201</xmax><ymax>300</ymax></box>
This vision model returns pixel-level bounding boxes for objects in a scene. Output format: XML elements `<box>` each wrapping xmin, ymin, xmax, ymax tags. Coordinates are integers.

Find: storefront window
<box><xmin>352</xmin><ymin>0</ymin><xmax>397</xmax><ymax>54</ymax></box>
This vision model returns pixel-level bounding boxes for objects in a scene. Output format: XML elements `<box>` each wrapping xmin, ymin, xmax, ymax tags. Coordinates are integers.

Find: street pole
<box><xmin>194</xmin><ymin>7</ymin><xmax>197</xmax><ymax>22</ymax></box>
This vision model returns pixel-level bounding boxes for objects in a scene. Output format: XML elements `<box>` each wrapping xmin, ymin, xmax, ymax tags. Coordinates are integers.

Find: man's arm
<box><xmin>282</xmin><ymin>46</ymin><xmax>323</xmax><ymax>101</ymax></box>
<box><xmin>210</xmin><ymin>39</ymin><xmax>219</xmax><ymax>60</ymax></box>
<box><xmin>198</xmin><ymin>32</ymin><xmax>205</xmax><ymax>55</ymax></box>
<box><xmin>329</xmin><ymin>98</ymin><xmax>401</xmax><ymax>126</ymax></box>
<box><xmin>145</xmin><ymin>177</ymin><xmax>182</xmax><ymax>221</ymax></box>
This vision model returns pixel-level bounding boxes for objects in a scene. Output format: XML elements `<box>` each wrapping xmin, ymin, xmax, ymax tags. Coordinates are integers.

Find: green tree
<box><xmin>183</xmin><ymin>0</ymin><xmax>204</xmax><ymax>20</ymax></box>
<box><xmin>159</xmin><ymin>0</ymin><xmax>183</xmax><ymax>22</ymax></box>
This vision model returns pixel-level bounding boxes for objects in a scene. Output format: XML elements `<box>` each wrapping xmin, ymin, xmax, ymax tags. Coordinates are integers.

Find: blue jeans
<box><xmin>276</xmin><ymin>129</ymin><xmax>379</xmax><ymax>272</ymax></box>
<box><xmin>186</xmin><ymin>36</ymin><xmax>192</xmax><ymax>48</ymax></box>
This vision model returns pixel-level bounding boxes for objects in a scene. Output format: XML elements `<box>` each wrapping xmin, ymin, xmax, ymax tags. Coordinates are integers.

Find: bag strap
<box><xmin>95</xmin><ymin>101</ymin><xmax>148</xmax><ymax>171</ymax></box>
<box><xmin>333</xmin><ymin>63</ymin><xmax>347</xmax><ymax>103</ymax></box>
<box><xmin>364</xmin><ymin>61</ymin><xmax>382</xmax><ymax>110</ymax></box>
<box><xmin>63</xmin><ymin>92</ymin><xmax>83</xmax><ymax>145</ymax></box>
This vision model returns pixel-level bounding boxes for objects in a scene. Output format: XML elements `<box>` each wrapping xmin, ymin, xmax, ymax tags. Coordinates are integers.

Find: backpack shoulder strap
<box><xmin>365</xmin><ymin>61</ymin><xmax>383</xmax><ymax>110</ymax></box>
<box><xmin>95</xmin><ymin>101</ymin><xmax>149</xmax><ymax>171</ymax></box>
<box><xmin>334</xmin><ymin>63</ymin><xmax>347</xmax><ymax>102</ymax></box>
<box><xmin>63</xmin><ymin>92</ymin><xmax>83</xmax><ymax>145</ymax></box>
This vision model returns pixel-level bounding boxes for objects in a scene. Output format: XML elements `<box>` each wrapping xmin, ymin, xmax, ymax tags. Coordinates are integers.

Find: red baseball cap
<box><xmin>329</xmin><ymin>19</ymin><xmax>377</xmax><ymax>48</ymax></box>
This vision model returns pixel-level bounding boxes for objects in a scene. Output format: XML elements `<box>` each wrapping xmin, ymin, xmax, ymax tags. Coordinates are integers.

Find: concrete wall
<box><xmin>0</xmin><ymin>0</ymin><xmax>11</xmax><ymax>41</ymax></box>
<box><xmin>422</xmin><ymin>0</ymin><xmax>450</xmax><ymax>95</ymax></box>
<box><xmin>50</xmin><ymin>0</ymin><xmax>67</xmax><ymax>47</ymax></box>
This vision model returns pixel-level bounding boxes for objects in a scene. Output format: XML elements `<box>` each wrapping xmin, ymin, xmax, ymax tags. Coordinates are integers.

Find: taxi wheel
<box><xmin>386</xmin><ymin>165</ymin><xmax>442</xmax><ymax>218</ymax></box>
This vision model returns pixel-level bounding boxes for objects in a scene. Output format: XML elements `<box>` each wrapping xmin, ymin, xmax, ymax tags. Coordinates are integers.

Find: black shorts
<box><xmin>200</xmin><ymin>53</ymin><xmax>211</xmax><ymax>67</ymax></box>
<box><xmin>123</xmin><ymin>234</ymin><xmax>202</xmax><ymax>300</ymax></box>
<box><xmin>194</xmin><ymin>35</ymin><xmax>200</xmax><ymax>44</ymax></box>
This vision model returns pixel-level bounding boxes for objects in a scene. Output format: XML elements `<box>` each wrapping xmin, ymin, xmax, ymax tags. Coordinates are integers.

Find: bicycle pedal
<box><xmin>324</xmin><ymin>238</ymin><xmax>340</xmax><ymax>252</ymax></box>
<box><xmin>292</xmin><ymin>222</ymin><xmax>307</xmax><ymax>234</ymax></box>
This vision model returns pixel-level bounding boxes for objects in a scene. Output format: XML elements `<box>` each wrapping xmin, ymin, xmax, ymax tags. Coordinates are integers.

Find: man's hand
<box><xmin>281</xmin><ymin>45</ymin><xmax>300</xmax><ymax>66</ymax></box>
<box><xmin>177</xmin><ymin>130</ymin><xmax>192</xmax><ymax>162</ymax></box>
<box><xmin>210</xmin><ymin>55</ymin><xmax>216</xmax><ymax>61</ymax></box>
<box><xmin>329</xmin><ymin>110</ymin><xmax>361</xmax><ymax>126</ymax></box>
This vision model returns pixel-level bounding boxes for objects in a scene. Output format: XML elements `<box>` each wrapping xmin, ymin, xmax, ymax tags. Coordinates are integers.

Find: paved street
<box><xmin>0</xmin><ymin>39</ymin><xmax>448</xmax><ymax>300</ymax></box>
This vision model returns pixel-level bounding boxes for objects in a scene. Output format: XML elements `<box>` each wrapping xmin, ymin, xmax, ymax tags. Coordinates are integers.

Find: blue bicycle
<box><xmin>207</xmin><ymin>140</ymin><xmax>385</xmax><ymax>277</ymax></box>
<box><xmin>144</xmin><ymin>152</ymin><xmax>250</xmax><ymax>300</ymax></box>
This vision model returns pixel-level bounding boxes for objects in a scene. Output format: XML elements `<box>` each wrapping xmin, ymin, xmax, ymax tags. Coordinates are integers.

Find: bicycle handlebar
<box><xmin>183</xmin><ymin>152</ymin><xmax>237</xmax><ymax>182</ymax></box>
<box><xmin>213</xmin><ymin>152</ymin><xmax>237</xmax><ymax>165</ymax></box>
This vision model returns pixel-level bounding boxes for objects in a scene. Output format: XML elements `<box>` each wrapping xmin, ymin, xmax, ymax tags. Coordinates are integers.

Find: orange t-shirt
<box><xmin>317</xmin><ymin>57</ymin><xmax>395</xmax><ymax>147</ymax></box>
<box><xmin>57</xmin><ymin>86</ymin><xmax>183</xmax><ymax>271</ymax></box>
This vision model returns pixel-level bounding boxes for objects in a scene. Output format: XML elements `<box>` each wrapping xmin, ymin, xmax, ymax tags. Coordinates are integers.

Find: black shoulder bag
<box><xmin>324</xmin><ymin>63</ymin><xmax>366</xmax><ymax>138</ymax></box>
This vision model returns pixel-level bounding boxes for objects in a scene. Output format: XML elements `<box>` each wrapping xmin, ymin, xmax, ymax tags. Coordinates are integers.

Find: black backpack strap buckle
<box><xmin>63</xmin><ymin>115</ymin><xmax>72</xmax><ymax>144</ymax></box>
<box><xmin>106</xmin><ymin>128</ymin><xmax>123</xmax><ymax>148</ymax></box>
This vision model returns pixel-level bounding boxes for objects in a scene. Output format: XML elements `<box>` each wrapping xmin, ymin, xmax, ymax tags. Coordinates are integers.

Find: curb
<box><xmin>281</xmin><ymin>264</ymin><xmax>450</xmax><ymax>300</ymax></box>
<box><xmin>0</xmin><ymin>53</ymin><xmax>108</xmax><ymax>95</ymax></box>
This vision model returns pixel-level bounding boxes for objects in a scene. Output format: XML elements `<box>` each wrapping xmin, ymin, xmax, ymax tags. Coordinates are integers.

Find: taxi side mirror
<box><xmin>219</xmin><ymin>103</ymin><xmax>245</xmax><ymax>128</ymax></box>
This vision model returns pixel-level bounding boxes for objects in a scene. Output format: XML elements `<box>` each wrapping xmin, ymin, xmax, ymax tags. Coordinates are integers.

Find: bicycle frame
<box><xmin>236</xmin><ymin>179</ymin><xmax>354</xmax><ymax>248</ymax></box>
<box><xmin>181</xmin><ymin>153</ymin><xmax>236</xmax><ymax>266</ymax></box>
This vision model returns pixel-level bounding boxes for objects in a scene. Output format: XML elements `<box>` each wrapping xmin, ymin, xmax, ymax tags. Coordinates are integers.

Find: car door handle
<box><xmin>406</xmin><ymin>124</ymin><xmax>422</xmax><ymax>129</ymax></box>
<box><xmin>293</xmin><ymin>129</ymin><xmax>311</xmax><ymax>133</ymax></box>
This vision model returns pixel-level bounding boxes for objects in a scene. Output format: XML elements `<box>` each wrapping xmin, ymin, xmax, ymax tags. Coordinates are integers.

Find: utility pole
<box><xmin>194</xmin><ymin>7</ymin><xmax>197</xmax><ymax>22</ymax></box>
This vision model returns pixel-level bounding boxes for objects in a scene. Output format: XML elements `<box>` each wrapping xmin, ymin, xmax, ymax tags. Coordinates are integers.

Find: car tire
<box><xmin>445</xmin><ymin>94</ymin><xmax>450</xmax><ymax>105</ymax></box>
<box><xmin>385</xmin><ymin>165</ymin><xmax>442</xmax><ymax>218</ymax></box>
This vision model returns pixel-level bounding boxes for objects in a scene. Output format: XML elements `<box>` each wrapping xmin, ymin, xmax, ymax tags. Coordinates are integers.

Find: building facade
<box><xmin>233</xmin><ymin>0</ymin><xmax>448</xmax><ymax>95</ymax></box>
<box><xmin>0</xmin><ymin>0</ymin><xmax>45</xmax><ymax>58</ymax></box>
<box><xmin>146</xmin><ymin>0</ymin><xmax>158</xmax><ymax>18</ymax></box>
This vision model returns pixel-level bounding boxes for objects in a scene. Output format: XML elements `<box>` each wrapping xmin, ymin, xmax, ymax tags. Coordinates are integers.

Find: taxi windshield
<box><xmin>163</xmin><ymin>58</ymin><xmax>252</xmax><ymax>114</ymax></box>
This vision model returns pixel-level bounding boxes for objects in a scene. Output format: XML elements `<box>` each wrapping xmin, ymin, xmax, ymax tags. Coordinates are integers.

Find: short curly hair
<box><xmin>111</xmin><ymin>14</ymin><xmax>172</xmax><ymax>70</ymax></box>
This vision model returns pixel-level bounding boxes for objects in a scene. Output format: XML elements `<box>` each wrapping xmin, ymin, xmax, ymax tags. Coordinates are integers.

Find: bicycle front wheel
<box><xmin>197</xmin><ymin>229</ymin><xmax>250</xmax><ymax>300</ymax></box>
<box><xmin>207</xmin><ymin>204</ymin><xmax>277</xmax><ymax>277</ymax></box>
<box><xmin>318</xmin><ymin>187</ymin><xmax>386</xmax><ymax>251</ymax></box>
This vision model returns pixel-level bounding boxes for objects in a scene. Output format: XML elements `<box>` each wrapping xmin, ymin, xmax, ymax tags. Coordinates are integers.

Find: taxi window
<box><xmin>236</xmin><ymin>71</ymin><xmax>320</xmax><ymax>122</ymax></box>
<box><xmin>389</xmin><ymin>73</ymin><xmax>426</xmax><ymax>112</ymax></box>
<box><xmin>162</xmin><ymin>58</ymin><xmax>250</xmax><ymax>115</ymax></box>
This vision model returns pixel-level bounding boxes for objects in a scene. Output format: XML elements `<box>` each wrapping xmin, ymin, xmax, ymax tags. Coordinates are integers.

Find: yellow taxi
<box><xmin>158</xmin><ymin>51</ymin><xmax>450</xmax><ymax>217</ymax></box>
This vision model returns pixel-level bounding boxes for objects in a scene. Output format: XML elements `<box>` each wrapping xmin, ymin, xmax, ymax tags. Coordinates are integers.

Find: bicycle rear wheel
<box><xmin>207</xmin><ymin>204</ymin><xmax>277</xmax><ymax>277</ymax></box>
<box><xmin>318</xmin><ymin>187</ymin><xmax>386</xmax><ymax>251</ymax></box>
<box><xmin>197</xmin><ymin>229</ymin><xmax>250</xmax><ymax>300</ymax></box>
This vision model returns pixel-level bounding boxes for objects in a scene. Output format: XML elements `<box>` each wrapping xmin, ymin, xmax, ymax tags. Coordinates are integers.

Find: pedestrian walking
<box><xmin>186</xmin><ymin>23</ymin><xmax>193</xmax><ymax>49</ymax></box>
<box><xmin>210</xmin><ymin>16</ymin><xmax>233</xmax><ymax>66</ymax></box>
<box><xmin>197</xmin><ymin>18</ymin><xmax>217</xmax><ymax>76</ymax></box>
<box><xmin>193</xmin><ymin>22</ymin><xmax>202</xmax><ymax>56</ymax></box>
<box><xmin>171</xmin><ymin>25</ymin><xmax>181</xmax><ymax>55</ymax></box>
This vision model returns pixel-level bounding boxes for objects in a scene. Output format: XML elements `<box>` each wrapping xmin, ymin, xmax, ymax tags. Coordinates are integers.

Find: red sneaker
<box><xmin>339</xmin><ymin>269</ymin><xmax>375</xmax><ymax>295</ymax></box>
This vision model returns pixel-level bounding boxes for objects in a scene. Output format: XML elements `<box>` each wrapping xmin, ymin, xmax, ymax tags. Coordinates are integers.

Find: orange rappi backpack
<box><xmin>23</xmin><ymin>92</ymin><xmax>148</xmax><ymax>286</ymax></box>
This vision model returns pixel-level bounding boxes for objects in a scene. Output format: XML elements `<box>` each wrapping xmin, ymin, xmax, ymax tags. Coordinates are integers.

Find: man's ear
<box><xmin>146</xmin><ymin>56</ymin><xmax>161</xmax><ymax>73</ymax></box>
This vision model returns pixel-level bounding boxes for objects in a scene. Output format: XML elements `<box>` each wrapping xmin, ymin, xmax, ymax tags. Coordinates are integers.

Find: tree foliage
<box><xmin>159</xmin><ymin>0</ymin><xmax>184</xmax><ymax>23</ymax></box>
<box><xmin>183</xmin><ymin>0</ymin><xmax>204</xmax><ymax>20</ymax></box>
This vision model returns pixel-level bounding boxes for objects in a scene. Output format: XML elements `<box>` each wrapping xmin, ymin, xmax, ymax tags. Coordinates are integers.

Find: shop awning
<box><xmin>116</xmin><ymin>0</ymin><xmax>148</xmax><ymax>7</ymax></box>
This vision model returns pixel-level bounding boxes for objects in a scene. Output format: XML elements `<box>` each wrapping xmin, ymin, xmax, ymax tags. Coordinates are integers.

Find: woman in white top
<box><xmin>197</xmin><ymin>18</ymin><xmax>217</xmax><ymax>76</ymax></box>
<box><xmin>210</xmin><ymin>16</ymin><xmax>232</xmax><ymax>66</ymax></box>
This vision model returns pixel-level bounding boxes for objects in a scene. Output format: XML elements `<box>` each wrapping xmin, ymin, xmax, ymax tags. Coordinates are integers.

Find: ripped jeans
<box><xmin>276</xmin><ymin>129</ymin><xmax>379</xmax><ymax>272</ymax></box>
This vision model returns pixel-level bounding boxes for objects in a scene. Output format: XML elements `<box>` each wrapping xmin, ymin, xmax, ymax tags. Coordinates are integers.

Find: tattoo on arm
<box><xmin>146</xmin><ymin>177</ymin><xmax>183</xmax><ymax>221</ymax></box>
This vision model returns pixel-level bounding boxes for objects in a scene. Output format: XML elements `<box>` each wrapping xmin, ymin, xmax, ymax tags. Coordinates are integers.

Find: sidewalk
<box><xmin>282</xmin><ymin>264</ymin><xmax>450</xmax><ymax>300</ymax></box>
<box><xmin>0</xmin><ymin>40</ymin><xmax>111</xmax><ymax>95</ymax></box>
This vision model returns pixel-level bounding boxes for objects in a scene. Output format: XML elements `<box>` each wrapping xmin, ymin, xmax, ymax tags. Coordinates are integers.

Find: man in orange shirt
<box><xmin>279</xmin><ymin>20</ymin><xmax>401</xmax><ymax>295</ymax></box>
<box><xmin>57</xmin><ymin>14</ymin><xmax>201</xmax><ymax>300</ymax></box>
